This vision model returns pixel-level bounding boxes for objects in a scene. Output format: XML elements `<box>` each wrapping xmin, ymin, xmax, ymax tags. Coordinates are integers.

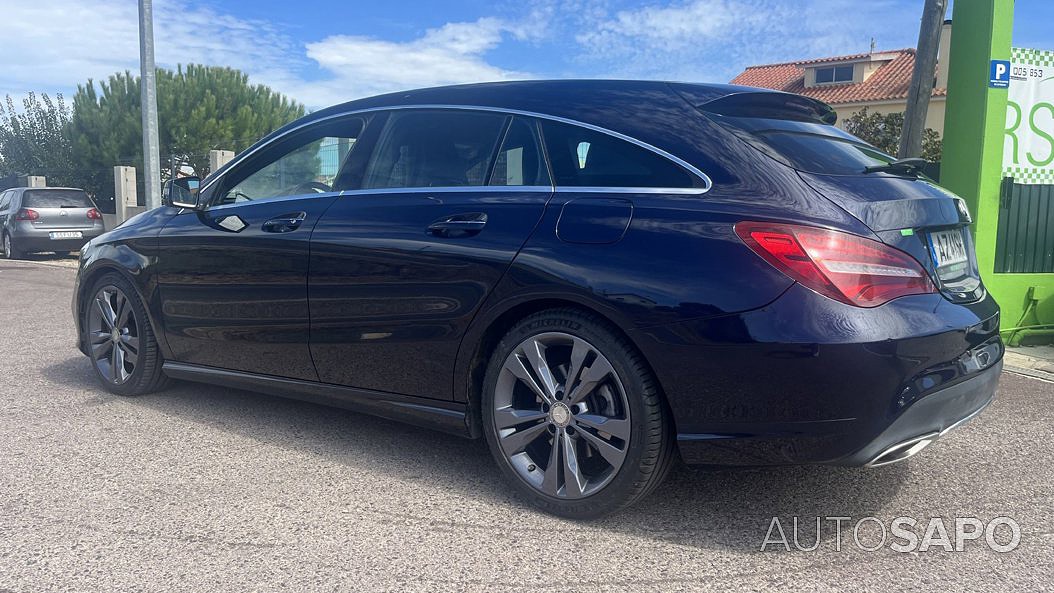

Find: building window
<box><xmin>815</xmin><ymin>65</ymin><xmax>854</xmax><ymax>84</ymax></box>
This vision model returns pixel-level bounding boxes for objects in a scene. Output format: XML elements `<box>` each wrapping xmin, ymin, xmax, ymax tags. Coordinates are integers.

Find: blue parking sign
<box><xmin>989</xmin><ymin>60</ymin><xmax>1010</xmax><ymax>88</ymax></box>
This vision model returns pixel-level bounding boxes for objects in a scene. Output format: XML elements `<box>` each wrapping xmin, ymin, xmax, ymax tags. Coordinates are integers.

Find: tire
<box><xmin>482</xmin><ymin>308</ymin><xmax>675</xmax><ymax>519</ymax></box>
<box><xmin>3</xmin><ymin>233</ymin><xmax>23</xmax><ymax>259</ymax></box>
<box><xmin>82</xmin><ymin>273</ymin><xmax>170</xmax><ymax>396</ymax></box>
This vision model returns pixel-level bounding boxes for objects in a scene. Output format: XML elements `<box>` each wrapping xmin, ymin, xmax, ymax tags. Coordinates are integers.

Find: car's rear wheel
<box><xmin>482</xmin><ymin>308</ymin><xmax>675</xmax><ymax>519</ymax></box>
<box><xmin>83</xmin><ymin>273</ymin><xmax>169</xmax><ymax>396</ymax></box>
<box><xmin>3</xmin><ymin>233</ymin><xmax>23</xmax><ymax>259</ymax></box>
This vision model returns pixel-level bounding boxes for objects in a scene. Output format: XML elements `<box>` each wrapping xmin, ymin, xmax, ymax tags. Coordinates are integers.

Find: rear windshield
<box><xmin>708</xmin><ymin>114</ymin><xmax>896</xmax><ymax>176</ymax></box>
<box><xmin>23</xmin><ymin>189</ymin><xmax>94</xmax><ymax>208</ymax></box>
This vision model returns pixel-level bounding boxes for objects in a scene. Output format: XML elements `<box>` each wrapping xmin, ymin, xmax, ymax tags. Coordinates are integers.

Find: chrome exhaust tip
<box><xmin>866</xmin><ymin>432</ymin><xmax>939</xmax><ymax>467</ymax></box>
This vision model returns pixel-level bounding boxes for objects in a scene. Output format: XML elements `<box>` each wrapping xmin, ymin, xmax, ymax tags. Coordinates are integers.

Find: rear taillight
<box><xmin>15</xmin><ymin>208</ymin><xmax>39</xmax><ymax>221</ymax></box>
<box><xmin>87</xmin><ymin>208</ymin><xmax>102</xmax><ymax>220</ymax></box>
<box><xmin>735</xmin><ymin>221</ymin><xmax>935</xmax><ymax>307</ymax></box>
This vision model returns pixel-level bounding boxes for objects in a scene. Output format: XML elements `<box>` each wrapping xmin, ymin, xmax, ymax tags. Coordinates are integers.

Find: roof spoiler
<box><xmin>688</xmin><ymin>90</ymin><xmax>838</xmax><ymax>126</ymax></box>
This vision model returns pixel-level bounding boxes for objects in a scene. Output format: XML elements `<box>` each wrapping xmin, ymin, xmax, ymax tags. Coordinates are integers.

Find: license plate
<box><xmin>928</xmin><ymin>229</ymin><xmax>968</xmax><ymax>269</ymax></box>
<box><xmin>49</xmin><ymin>231</ymin><xmax>82</xmax><ymax>240</ymax></box>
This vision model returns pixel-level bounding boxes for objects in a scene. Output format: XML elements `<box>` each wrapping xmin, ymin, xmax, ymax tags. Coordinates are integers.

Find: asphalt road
<box><xmin>1</xmin><ymin>260</ymin><xmax>1052</xmax><ymax>592</ymax></box>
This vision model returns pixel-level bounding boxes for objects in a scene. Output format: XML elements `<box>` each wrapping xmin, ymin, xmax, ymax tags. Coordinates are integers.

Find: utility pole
<box><xmin>899</xmin><ymin>0</ymin><xmax>948</xmax><ymax>158</ymax></box>
<box><xmin>138</xmin><ymin>0</ymin><xmax>162</xmax><ymax>209</ymax></box>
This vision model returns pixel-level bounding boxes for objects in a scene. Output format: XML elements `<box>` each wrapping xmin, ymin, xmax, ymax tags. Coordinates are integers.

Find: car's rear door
<box><xmin>156</xmin><ymin>114</ymin><xmax>368</xmax><ymax>380</ymax></box>
<box><xmin>309</xmin><ymin>110</ymin><xmax>552</xmax><ymax>399</ymax></box>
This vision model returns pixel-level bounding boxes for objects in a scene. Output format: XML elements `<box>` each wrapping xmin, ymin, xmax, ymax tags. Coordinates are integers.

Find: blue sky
<box><xmin>1</xmin><ymin>0</ymin><xmax>1051</xmax><ymax>109</ymax></box>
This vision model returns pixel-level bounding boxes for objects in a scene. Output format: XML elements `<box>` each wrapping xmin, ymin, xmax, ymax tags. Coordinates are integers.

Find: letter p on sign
<box><xmin>990</xmin><ymin>60</ymin><xmax>1010</xmax><ymax>88</ymax></box>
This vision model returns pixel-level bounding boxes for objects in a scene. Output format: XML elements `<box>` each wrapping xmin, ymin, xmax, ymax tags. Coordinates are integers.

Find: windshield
<box><xmin>23</xmin><ymin>189</ymin><xmax>94</xmax><ymax>208</ymax></box>
<box><xmin>708</xmin><ymin>114</ymin><xmax>897</xmax><ymax>176</ymax></box>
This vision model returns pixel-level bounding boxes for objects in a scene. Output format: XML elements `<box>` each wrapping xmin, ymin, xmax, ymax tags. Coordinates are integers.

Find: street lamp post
<box><xmin>138</xmin><ymin>0</ymin><xmax>162</xmax><ymax>209</ymax></box>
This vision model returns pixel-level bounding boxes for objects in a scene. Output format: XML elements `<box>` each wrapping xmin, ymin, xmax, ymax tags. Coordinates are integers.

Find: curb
<box><xmin>1003</xmin><ymin>351</ymin><xmax>1054</xmax><ymax>383</ymax></box>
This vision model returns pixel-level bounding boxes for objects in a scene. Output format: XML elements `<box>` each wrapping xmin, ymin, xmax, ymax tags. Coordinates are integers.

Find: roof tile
<box><xmin>730</xmin><ymin>49</ymin><xmax>945</xmax><ymax>105</ymax></box>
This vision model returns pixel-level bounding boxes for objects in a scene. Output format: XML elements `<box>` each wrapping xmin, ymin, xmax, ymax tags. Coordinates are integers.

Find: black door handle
<box><xmin>262</xmin><ymin>212</ymin><xmax>306</xmax><ymax>233</ymax></box>
<box><xmin>427</xmin><ymin>213</ymin><xmax>488</xmax><ymax>237</ymax></box>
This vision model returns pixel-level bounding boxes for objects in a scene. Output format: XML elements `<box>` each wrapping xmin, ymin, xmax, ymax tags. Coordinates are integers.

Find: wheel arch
<box><xmin>76</xmin><ymin>260</ymin><xmax>172</xmax><ymax>359</ymax></box>
<box><xmin>454</xmin><ymin>295</ymin><xmax>670</xmax><ymax>439</ymax></box>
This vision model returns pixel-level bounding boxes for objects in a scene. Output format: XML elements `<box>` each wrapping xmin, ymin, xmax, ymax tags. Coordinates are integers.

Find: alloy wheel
<box><xmin>492</xmin><ymin>332</ymin><xmax>631</xmax><ymax>499</ymax></box>
<box><xmin>87</xmin><ymin>285</ymin><xmax>140</xmax><ymax>384</ymax></box>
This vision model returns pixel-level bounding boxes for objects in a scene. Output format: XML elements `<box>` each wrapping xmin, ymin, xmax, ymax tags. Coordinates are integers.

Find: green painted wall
<box><xmin>940</xmin><ymin>0</ymin><xmax>1047</xmax><ymax>339</ymax></box>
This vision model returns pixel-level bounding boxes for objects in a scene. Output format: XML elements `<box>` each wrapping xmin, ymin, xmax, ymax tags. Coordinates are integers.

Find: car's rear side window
<box><xmin>539</xmin><ymin>120</ymin><xmax>699</xmax><ymax>189</ymax></box>
<box><xmin>711</xmin><ymin>114</ymin><xmax>895</xmax><ymax>176</ymax></box>
<box><xmin>488</xmin><ymin>117</ymin><xmax>551</xmax><ymax>187</ymax></box>
<box><xmin>363</xmin><ymin>111</ymin><xmax>507</xmax><ymax>189</ymax></box>
<box><xmin>23</xmin><ymin>189</ymin><xmax>93</xmax><ymax>208</ymax></box>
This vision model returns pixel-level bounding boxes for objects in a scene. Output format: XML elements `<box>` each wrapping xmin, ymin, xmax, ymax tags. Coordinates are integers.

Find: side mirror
<box><xmin>163</xmin><ymin>176</ymin><xmax>202</xmax><ymax>209</ymax></box>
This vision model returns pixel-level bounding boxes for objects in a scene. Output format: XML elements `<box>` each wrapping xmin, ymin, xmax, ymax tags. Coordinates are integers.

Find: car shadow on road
<box><xmin>46</xmin><ymin>355</ymin><xmax>910</xmax><ymax>552</ymax></box>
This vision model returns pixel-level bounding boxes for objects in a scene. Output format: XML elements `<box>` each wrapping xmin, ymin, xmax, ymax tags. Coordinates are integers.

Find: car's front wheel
<box><xmin>482</xmin><ymin>308</ymin><xmax>675</xmax><ymax>519</ymax></box>
<box><xmin>83</xmin><ymin>273</ymin><xmax>169</xmax><ymax>396</ymax></box>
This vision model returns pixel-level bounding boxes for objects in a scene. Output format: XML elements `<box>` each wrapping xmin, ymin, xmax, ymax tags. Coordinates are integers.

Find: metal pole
<box><xmin>899</xmin><ymin>0</ymin><xmax>948</xmax><ymax>158</ymax></box>
<box><xmin>138</xmin><ymin>0</ymin><xmax>162</xmax><ymax>209</ymax></box>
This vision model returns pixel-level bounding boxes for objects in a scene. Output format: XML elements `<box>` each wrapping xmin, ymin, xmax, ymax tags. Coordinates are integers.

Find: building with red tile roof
<box><xmin>730</xmin><ymin>23</ymin><xmax>952</xmax><ymax>135</ymax></box>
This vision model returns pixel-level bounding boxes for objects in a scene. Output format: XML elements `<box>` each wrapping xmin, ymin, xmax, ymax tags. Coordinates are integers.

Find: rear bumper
<box><xmin>13</xmin><ymin>231</ymin><xmax>101</xmax><ymax>252</ymax></box>
<box><xmin>834</xmin><ymin>357</ymin><xmax>1000</xmax><ymax>466</ymax></box>
<box><xmin>631</xmin><ymin>284</ymin><xmax>1003</xmax><ymax>467</ymax></box>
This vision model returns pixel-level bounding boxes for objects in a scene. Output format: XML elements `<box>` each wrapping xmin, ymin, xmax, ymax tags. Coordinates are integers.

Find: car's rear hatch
<box><xmin>22</xmin><ymin>189</ymin><xmax>97</xmax><ymax>230</ymax></box>
<box><xmin>688</xmin><ymin>90</ymin><xmax>983</xmax><ymax>304</ymax></box>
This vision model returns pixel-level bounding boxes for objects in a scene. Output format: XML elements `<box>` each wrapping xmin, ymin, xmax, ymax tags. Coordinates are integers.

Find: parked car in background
<box><xmin>71</xmin><ymin>80</ymin><xmax>1002</xmax><ymax>519</ymax></box>
<box><xmin>0</xmin><ymin>187</ymin><xmax>105</xmax><ymax>258</ymax></box>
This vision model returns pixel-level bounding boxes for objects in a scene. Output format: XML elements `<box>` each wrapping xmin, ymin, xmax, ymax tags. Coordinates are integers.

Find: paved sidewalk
<box><xmin>1004</xmin><ymin>344</ymin><xmax>1054</xmax><ymax>382</ymax></box>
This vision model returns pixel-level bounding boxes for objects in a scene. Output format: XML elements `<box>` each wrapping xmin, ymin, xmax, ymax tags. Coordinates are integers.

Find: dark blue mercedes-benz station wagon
<box><xmin>72</xmin><ymin>80</ymin><xmax>1002</xmax><ymax>518</ymax></box>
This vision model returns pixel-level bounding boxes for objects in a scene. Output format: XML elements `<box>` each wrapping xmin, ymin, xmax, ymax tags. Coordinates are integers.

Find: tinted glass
<box><xmin>489</xmin><ymin>117</ymin><xmax>551</xmax><ymax>187</ymax></box>
<box><xmin>716</xmin><ymin>114</ymin><xmax>895</xmax><ymax>176</ymax></box>
<box><xmin>0</xmin><ymin>191</ymin><xmax>9</xmax><ymax>210</ymax></box>
<box><xmin>815</xmin><ymin>67</ymin><xmax>834</xmax><ymax>84</ymax></box>
<box><xmin>23</xmin><ymin>189</ymin><xmax>93</xmax><ymax>208</ymax></box>
<box><xmin>540</xmin><ymin>120</ymin><xmax>697</xmax><ymax>188</ymax></box>
<box><xmin>220</xmin><ymin>118</ymin><xmax>363</xmax><ymax>204</ymax></box>
<box><xmin>363</xmin><ymin>111</ymin><xmax>506</xmax><ymax>189</ymax></box>
<box><xmin>834</xmin><ymin>65</ymin><xmax>854</xmax><ymax>82</ymax></box>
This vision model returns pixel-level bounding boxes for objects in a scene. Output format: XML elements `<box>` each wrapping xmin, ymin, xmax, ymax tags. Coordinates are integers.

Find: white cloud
<box><xmin>572</xmin><ymin>0</ymin><xmax>916</xmax><ymax>82</ymax></box>
<box><xmin>300</xmin><ymin>18</ymin><xmax>537</xmax><ymax>105</ymax></box>
<box><xmin>0</xmin><ymin>0</ymin><xmax>539</xmax><ymax>110</ymax></box>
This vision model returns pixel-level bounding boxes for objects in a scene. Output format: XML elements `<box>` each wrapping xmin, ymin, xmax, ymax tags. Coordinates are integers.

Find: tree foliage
<box><xmin>65</xmin><ymin>64</ymin><xmax>305</xmax><ymax>201</ymax></box>
<box><xmin>842</xmin><ymin>107</ymin><xmax>943</xmax><ymax>162</ymax></box>
<box><xmin>0</xmin><ymin>92</ymin><xmax>75</xmax><ymax>185</ymax></box>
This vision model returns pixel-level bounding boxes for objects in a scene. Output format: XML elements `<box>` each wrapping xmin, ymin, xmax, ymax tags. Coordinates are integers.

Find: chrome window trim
<box><xmin>203</xmin><ymin>184</ymin><xmax>709</xmax><ymax>212</ymax></box>
<box><xmin>200</xmin><ymin>104</ymin><xmax>713</xmax><ymax>196</ymax></box>
<box><xmin>204</xmin><ymin>186</ymin><xmax>557</xmax><ymax>212</ymax></box>
<box><xmin>341</xmin><ymin>185</ymin><xmax>556</xmax><ymax>197</ymax></box>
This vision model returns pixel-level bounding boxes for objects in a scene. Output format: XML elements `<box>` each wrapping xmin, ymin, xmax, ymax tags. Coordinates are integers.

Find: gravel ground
<box><xmin>0</xmin><ymin>260</ymin><xmax>1052</xmax><ymax>592</ymax></box>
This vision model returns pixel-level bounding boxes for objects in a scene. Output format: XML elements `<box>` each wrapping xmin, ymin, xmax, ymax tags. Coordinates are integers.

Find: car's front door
<box><xmin>156</xmin><ymin>115</ymin><xmax>368</xmax><ymax>380</ymax></box>
<box><xmin>309</xmin><ymin>110</ymin><xmax>553</xmax><ymax>399</ymax></box>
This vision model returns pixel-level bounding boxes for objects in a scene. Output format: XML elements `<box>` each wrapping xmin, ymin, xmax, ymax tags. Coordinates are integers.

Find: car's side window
<box><xmin>0</xmin><ymin>191</ymin><xmax>10</xmax><ymax>211</ymax></box>
<box><xmin>540</xmin><ymin>120</ymin><xmax>700</xmax><ymax>189</ymax></box>
<box><xmin>362</xmin><ymin>110</ymin><xmax>507</xmax><ymax>189</ymax></box>
<box><xmin>216</xmin><ymin>117</ymin><xmax>365</xmax><ymax>205</ymax></box>
<box><xmin>488</xmin><ymin>117</ymin><xmax>551</xmax><ymax>187</ymax></box>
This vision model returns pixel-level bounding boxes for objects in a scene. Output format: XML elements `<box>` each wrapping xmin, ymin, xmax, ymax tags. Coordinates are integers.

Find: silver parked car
<box><xmin>0</xmin><ymin>187</ymin><xmax>105</xmax><ymax>259</ymax></box>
